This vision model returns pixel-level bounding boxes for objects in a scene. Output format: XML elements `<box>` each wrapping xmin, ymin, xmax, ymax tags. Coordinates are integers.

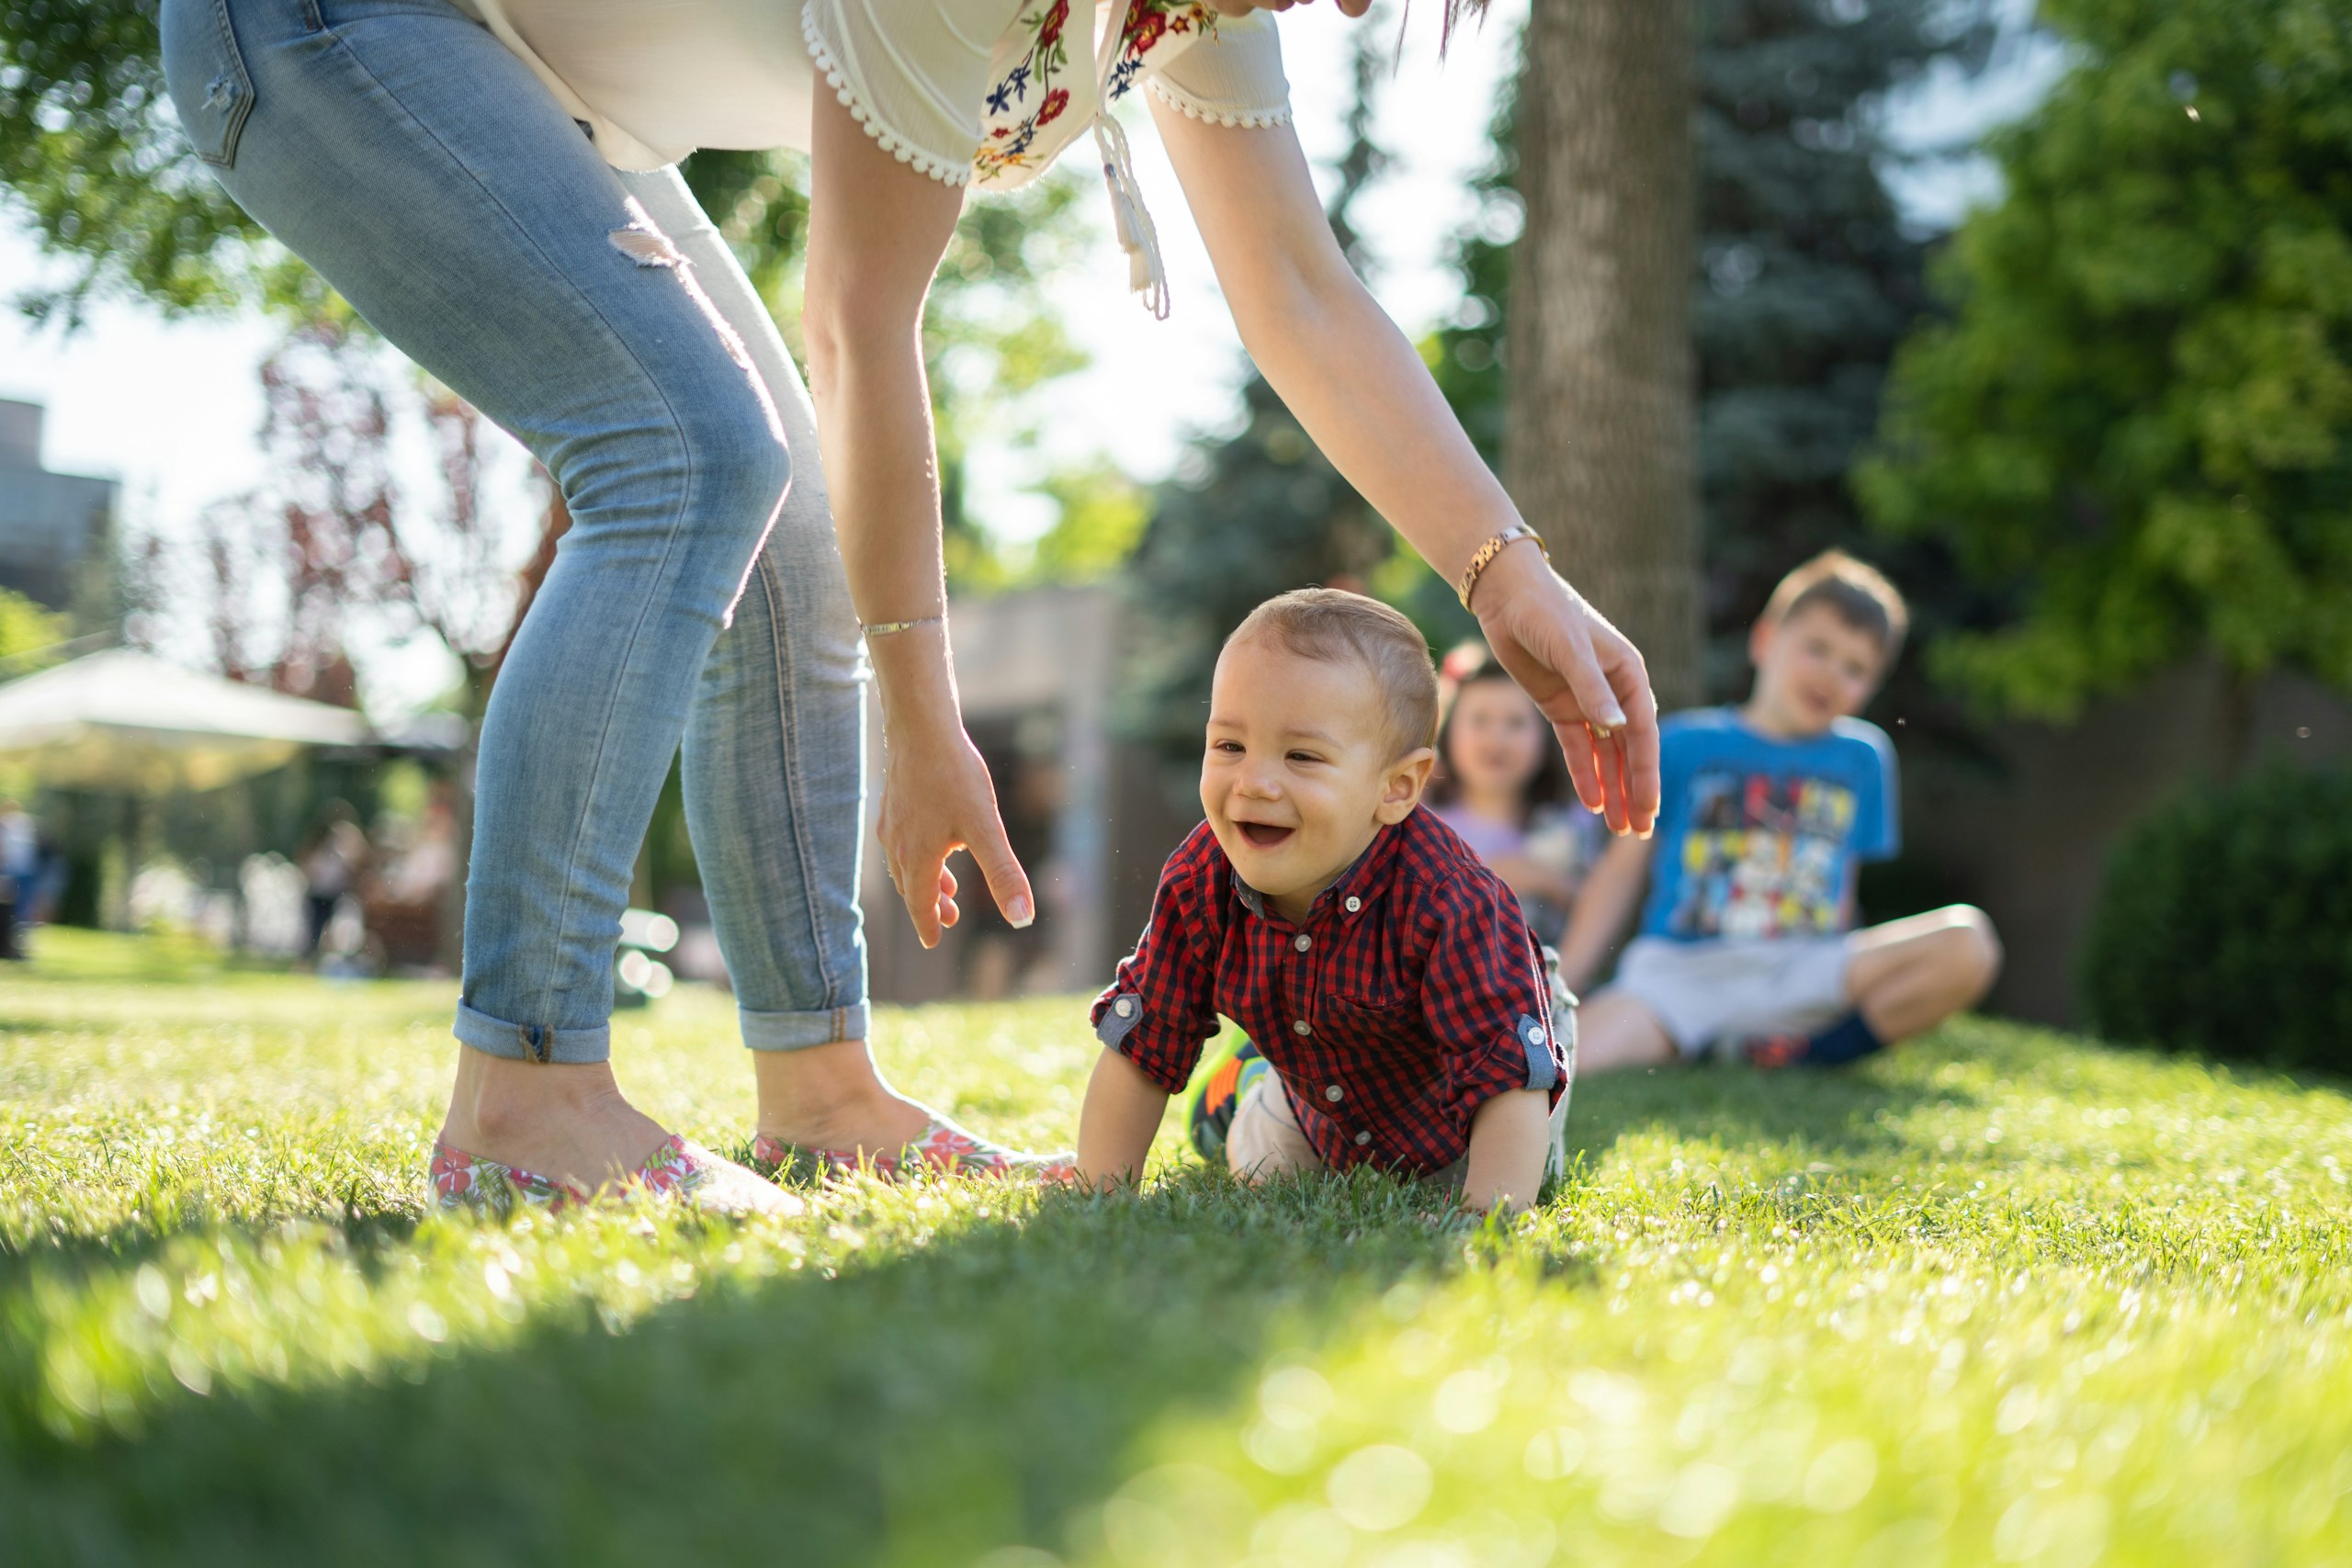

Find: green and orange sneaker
<box><xmin>1184</xmin><ymin>1024</ymin><xmax>1270</xmax><ymax>1164</ymax></box>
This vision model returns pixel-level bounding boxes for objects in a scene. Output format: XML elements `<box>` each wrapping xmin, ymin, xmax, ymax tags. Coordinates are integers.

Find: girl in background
<box><xmin>1429</xmin><ymin>649</ymin><xmax>1608</xmax><ymax>948</ymax></box>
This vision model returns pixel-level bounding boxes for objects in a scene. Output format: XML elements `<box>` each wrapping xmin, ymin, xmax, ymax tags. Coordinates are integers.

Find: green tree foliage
<box><xmin>1859</xmin><ymin>0</ymin><xmax>2352</xmax><ymax>719</ymax></box>
<box><xmin>1024</xmin><ymin>459</ymin><xmax>1148</xmax><ymax>584</ymax></box>
<box><xmin>0</xmin><ymin>584</ymin><xmax>68</xmax><ymax>669</ymax></box>
<box><xmin>0</xmin><ymin>0</ymin><xmax>262</xmax><ymax>321</ymax></box>
<box><xmin>1433</xmin><ymin>0</ymin><xmax>1991</xmax><ymax>701</ymax></box>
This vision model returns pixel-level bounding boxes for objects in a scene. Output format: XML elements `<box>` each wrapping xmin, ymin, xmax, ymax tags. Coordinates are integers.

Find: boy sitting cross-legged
<box><xmin>1075</xmin><ymin>589</ymin><xmax>1571</xmax><ymax>1215</ymax></box>
<box><xmin>1564</xmin><ymin>551</ymin><xmax>2002</xmax><ymax>1074</ymax></box>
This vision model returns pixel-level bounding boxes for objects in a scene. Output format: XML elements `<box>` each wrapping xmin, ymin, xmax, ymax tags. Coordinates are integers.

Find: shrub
<box><xmin>2082</xmin><ymin>768</ymin><xmax>2352</xmax><ymax>1075</ymax></box>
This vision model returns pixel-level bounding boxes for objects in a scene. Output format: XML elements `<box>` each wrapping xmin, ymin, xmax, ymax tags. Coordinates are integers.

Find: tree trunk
<box><xmin>1504</xmin><ymin>0</ymin><xmax>1703</xmax><ymax>709</ymax></box>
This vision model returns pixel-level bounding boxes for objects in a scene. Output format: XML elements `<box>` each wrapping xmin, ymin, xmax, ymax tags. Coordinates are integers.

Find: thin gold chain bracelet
<box><xmin>1455</xmin><ymin>525</ymin><xmax>1549</xmax><ymax>612</ymax></box>
<box><xmin>861</xmin><ymin>615</ymin><xmax>945</xmax><ymax>638</ymax></box>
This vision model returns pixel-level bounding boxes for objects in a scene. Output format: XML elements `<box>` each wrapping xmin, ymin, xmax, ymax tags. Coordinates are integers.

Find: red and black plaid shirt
<box><xmin>1091</xmin><ymin>807</ymin><xmax>1566</xmax><ymax>1176</ymax></box>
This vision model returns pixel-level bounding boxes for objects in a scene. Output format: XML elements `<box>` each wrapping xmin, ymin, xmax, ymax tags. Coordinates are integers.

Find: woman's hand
<box><xmin>1471</xmin><ymin>542</ymin><xmax>1660</xmax><ymax>838</ymax></box>
<box><xmin>875</xmin><ymin>708</ymin><xmax>1035</xmax><ymax>950</ymax></box>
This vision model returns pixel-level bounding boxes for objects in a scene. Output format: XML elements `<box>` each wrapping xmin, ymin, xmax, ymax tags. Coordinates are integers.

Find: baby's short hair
<box><xmin>1226</xmin><ymin>588</ymin><xmax>1440</xmax><ymax>757</ymax></box>
<box><xmin>1762</xmin><ymin>549</ymin><xmax>1909</xmax><ymax>668</ymax></box>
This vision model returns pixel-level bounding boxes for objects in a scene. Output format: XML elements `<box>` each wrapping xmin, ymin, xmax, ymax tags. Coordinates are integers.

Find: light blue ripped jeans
<box><xmin>161</xmin><ymin>0</ymin><xmax>870</xmax><ymax>1062</ymax></box>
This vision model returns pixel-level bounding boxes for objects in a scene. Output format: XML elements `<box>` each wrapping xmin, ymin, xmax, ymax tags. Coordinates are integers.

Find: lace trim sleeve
<box><xmin>801</xmin><ymin>2</ymin><xmax>977</xmax><ymax>187</ymax></box>
<box><xmin>1145</xmin><ymin>75</ymin><xmax>1293</xmax><ymax>130</ymax></box>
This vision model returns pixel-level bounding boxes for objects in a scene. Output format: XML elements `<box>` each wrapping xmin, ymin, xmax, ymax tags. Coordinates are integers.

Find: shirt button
<box><xmin>1354</xmin><ymin>1131</ymin><xmax>1373</xmax><ymax>1146</ymax></box>
<box><xmin>1324</xmin><ymin>1084</ymin><xmax>1344</xmax><ymax>1102</ymax></box>
<box><xmin>1344</xmin><ymin>896</ymin><xmax>1362</xmax><ymax>913</ymax></box>
<box><xmin>1292</xmin><ymin>1019</ymin><xmax>1313</xmax><ymax>1037</ymax></box>
<box><xmin>1524</xmin><ymin>1021</ymin><xmax>1545</xmax><ymax>1043</ymax></box>
<box><xmin>1294</xmin><ymin>933</ymin><xmax>1312</xmax><ymax>953</ymax></box>
<box><xmin>1114</xmin><ymin>998</ymin><xmax>1136</xmax><ymax>1019</ymax></box>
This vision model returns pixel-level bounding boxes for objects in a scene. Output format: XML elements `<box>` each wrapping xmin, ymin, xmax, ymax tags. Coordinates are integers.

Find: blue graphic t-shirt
<box><xmin>1638</xmin><ymin>708</ymin><xmax>1898</xmax><ymax>942</ymax></box>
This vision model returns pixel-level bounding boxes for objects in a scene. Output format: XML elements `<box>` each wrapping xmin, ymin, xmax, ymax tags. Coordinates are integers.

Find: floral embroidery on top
<box><xmin>973</xmin><ymin>0</ymin><xmax>1216</xmax><ymax>186</ymax></box>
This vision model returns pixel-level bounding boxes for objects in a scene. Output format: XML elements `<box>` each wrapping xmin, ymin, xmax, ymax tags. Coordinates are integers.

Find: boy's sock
<box><xmin>1802</xmin><ymin>1010</ymin><xmax>1885</xmax><ymax>1066</ymax></box>
<box><xmin>1740</xmin><ymin>1010</ymin><xmax>1885</xmax><ymax>1070</ymax></box>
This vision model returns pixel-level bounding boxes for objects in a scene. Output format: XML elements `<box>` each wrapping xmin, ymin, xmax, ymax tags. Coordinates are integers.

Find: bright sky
<box><xmin>0</xmin><ymin>0</ymin><xmax>2060</xmax><ymax>714</ymax></box>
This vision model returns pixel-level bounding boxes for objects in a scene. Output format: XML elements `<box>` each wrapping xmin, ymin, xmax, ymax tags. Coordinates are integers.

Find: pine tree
<box><xmin>1434</xmin><ymin>0</ymin><xmax>1993</xmax><ymax>700</ymax></box>
<box><xmin>1693</xmin><ymin>0</ymin><xmax>1991</xmax><ymax>694</ymax></box>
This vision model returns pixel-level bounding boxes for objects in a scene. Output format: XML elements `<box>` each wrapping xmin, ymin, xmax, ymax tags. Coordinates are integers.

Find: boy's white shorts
<box><xmin>1609</xmin><ymin>936</ymin><xmax>1854</xmax><ymax>1058</ymax></box>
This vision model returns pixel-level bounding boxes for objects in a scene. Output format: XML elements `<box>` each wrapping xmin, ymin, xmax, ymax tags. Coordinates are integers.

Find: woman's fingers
<box><xmin>1555</xmin><ymin>721</ymin><xmax>1608</xmax><ymax>820</ymax></box>
<box><xmin>965</xmin><ymin>808</ymin><xmax>1037</xmax><ymax>931</ymax></box>
<box><xmin>900</xmin><ymin>847</ymin><xmax>946</xmax><ymax>950</ymax></box>
<box><xmin>1555</xmin><ymin>619</ymin><xmax>1630</xmax><ymax>735</ymax></box>
<box><xmin>1515</xmin><ymin>592</ymin><xmax>1634</xmax><ymax>830</ymax></box>
<box><xmin>1590</xmin><ymin>623</ymin><xmax>1661</xmax><ymax>833</ymax></box>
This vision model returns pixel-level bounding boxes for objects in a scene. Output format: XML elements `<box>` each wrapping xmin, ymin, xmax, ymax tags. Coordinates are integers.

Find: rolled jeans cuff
<box><xmin>741</xmin><ymin>1001</ymin><xmax>867</xmax><ymax>1052</ymax></box>
<box><xmin>454</xmin><ymin>1000</ymin><xmax>611</xmax><ymax>1065</ymax></box>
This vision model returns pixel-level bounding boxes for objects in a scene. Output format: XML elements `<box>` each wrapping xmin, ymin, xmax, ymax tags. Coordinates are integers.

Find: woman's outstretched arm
<box><xmin>805</xmin><ymin>91</ymin><xmax>1035</xmax><ymax>945</ymax></box>
<box><xmin>1151</xmin><ymin>104</ymin><xmax>1660</xmax><ymax>836</ymax></box>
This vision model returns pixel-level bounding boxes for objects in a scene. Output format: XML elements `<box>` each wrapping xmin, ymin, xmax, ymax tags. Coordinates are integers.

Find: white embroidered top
<box><xmin>452</xmin><ymin>0</ymin><xmax>1291</xmax><ymax>313</ymax></box>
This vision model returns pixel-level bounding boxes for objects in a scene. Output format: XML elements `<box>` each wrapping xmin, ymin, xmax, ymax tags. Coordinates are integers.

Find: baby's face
<box><xmin>1200</xmin><ymin>636</ymin><xmax>1431</xmax><ymax>917</ymax></box>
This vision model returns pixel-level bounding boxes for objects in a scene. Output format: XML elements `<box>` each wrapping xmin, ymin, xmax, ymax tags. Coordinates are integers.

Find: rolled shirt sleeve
<box><xmin>1089</xmin><ymin>859</ymin><xmax>1221</xmax><ymax>1094</ymax></box>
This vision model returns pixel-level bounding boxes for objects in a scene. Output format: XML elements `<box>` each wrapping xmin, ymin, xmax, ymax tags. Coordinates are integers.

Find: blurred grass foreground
<box><xmin>4</xmin><ymin>930</ymin><xmax>2350</xmax><ymax>1566</ymax></box>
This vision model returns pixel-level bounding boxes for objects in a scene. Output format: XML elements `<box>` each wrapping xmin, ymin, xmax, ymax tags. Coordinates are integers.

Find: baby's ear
<box><xmin>1379</xmin><ymin>747</ymin><xmax>1438</xmax><ymax>823</ymax></box>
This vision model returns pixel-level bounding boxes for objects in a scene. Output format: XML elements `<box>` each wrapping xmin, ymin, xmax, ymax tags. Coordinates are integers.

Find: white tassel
<box><xmin>1090</xmin><ymin>0</ymin><xmax>1170</xmax><ymax>320</ymax></box>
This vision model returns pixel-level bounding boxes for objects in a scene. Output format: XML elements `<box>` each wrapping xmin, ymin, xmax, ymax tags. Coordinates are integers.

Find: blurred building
<box><xmin>861</xmin><ymin>584</ymin><xmax>1197</xmax><ymax>1005</ymax></box>
<box><xmin>0</xmin><ymin>399</ymin><xmax>118</xmax><ymax>611</ymax></box>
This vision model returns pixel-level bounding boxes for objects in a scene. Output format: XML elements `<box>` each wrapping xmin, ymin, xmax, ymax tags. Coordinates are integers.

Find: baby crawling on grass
<box><xmin>1075</xmin><ymin>589</ymin><xmax>1571</xmax><ymax>1214</ymax></box>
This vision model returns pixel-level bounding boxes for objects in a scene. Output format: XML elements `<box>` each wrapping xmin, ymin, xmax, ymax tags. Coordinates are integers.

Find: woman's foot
<box><xmin>751</xmin><ymin>1037</ymin><xmax>1073</xmax><ymax>1181</ymax></box>
<box><xmin>437</xmin><ymin>1047</ymin><xmax>675</xmax><ymax>1194</ymax></box>
<box><xmin>434</xmin><ymin>1131</ymin><xmax>803</xmax><ymax>1216</ymax></box>
<box><xmin>751</xmin><ymin>1118</ymin><xmax>1076</xmax><ymax>1183</ymax></box>
<box><xmin>437</xmin><ymin>1044</ymin><xmax>801</xmax><ymax>1214</ymax></box>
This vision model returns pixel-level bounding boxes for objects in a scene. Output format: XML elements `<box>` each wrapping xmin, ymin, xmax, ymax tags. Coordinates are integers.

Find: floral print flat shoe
<box><xmin>433</xmin><ymin>1133</ymin><xmax>804</xmax><ymax>1217</ymax></box>
<box><xmin>430</xmin><ymin>1141</ymin><xmax>587</xmax><ymax>1215</ymax></box>
<box><xmin>751</xmin><ymin>1120</ymin><xmax>1076</xmax><ymax>1185</ymax></box>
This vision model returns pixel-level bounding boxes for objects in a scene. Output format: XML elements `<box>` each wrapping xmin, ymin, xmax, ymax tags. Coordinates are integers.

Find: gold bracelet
<box><xmin>1455</xmin><ymin>525</ymin><xmax>1549</xmax><ymax>612</ymax></box>
<box><xmin>860</xmin><ymin>615</ymin><xmax>945</xmax><ymax>638</ymax></box>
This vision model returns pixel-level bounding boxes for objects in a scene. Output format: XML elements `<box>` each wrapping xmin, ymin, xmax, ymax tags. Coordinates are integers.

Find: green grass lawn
<box><xmin>4</xmin><ymin>929</ymin><xmax>2349</xmax><ymax>1566</ymax></box>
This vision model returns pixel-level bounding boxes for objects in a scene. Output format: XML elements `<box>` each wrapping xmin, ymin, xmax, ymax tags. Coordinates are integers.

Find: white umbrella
<box><xmin>0</xmin><ymin>649</ymin><xmax>368</xmax><ymax>792</ymax></box>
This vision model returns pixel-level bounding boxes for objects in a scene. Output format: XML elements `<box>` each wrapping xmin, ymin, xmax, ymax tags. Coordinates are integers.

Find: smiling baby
<box><xmin>1075</xmin><ymin>588</ymin><xmax>1571</xmax><ymax>1214</ymax></box>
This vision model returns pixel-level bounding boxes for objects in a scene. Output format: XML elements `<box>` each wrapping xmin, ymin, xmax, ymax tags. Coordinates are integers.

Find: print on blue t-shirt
<box><xmin>1639</xmin><ymin>708</ymin><xmax>1899</xmax><ymax>942</ymax></box>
